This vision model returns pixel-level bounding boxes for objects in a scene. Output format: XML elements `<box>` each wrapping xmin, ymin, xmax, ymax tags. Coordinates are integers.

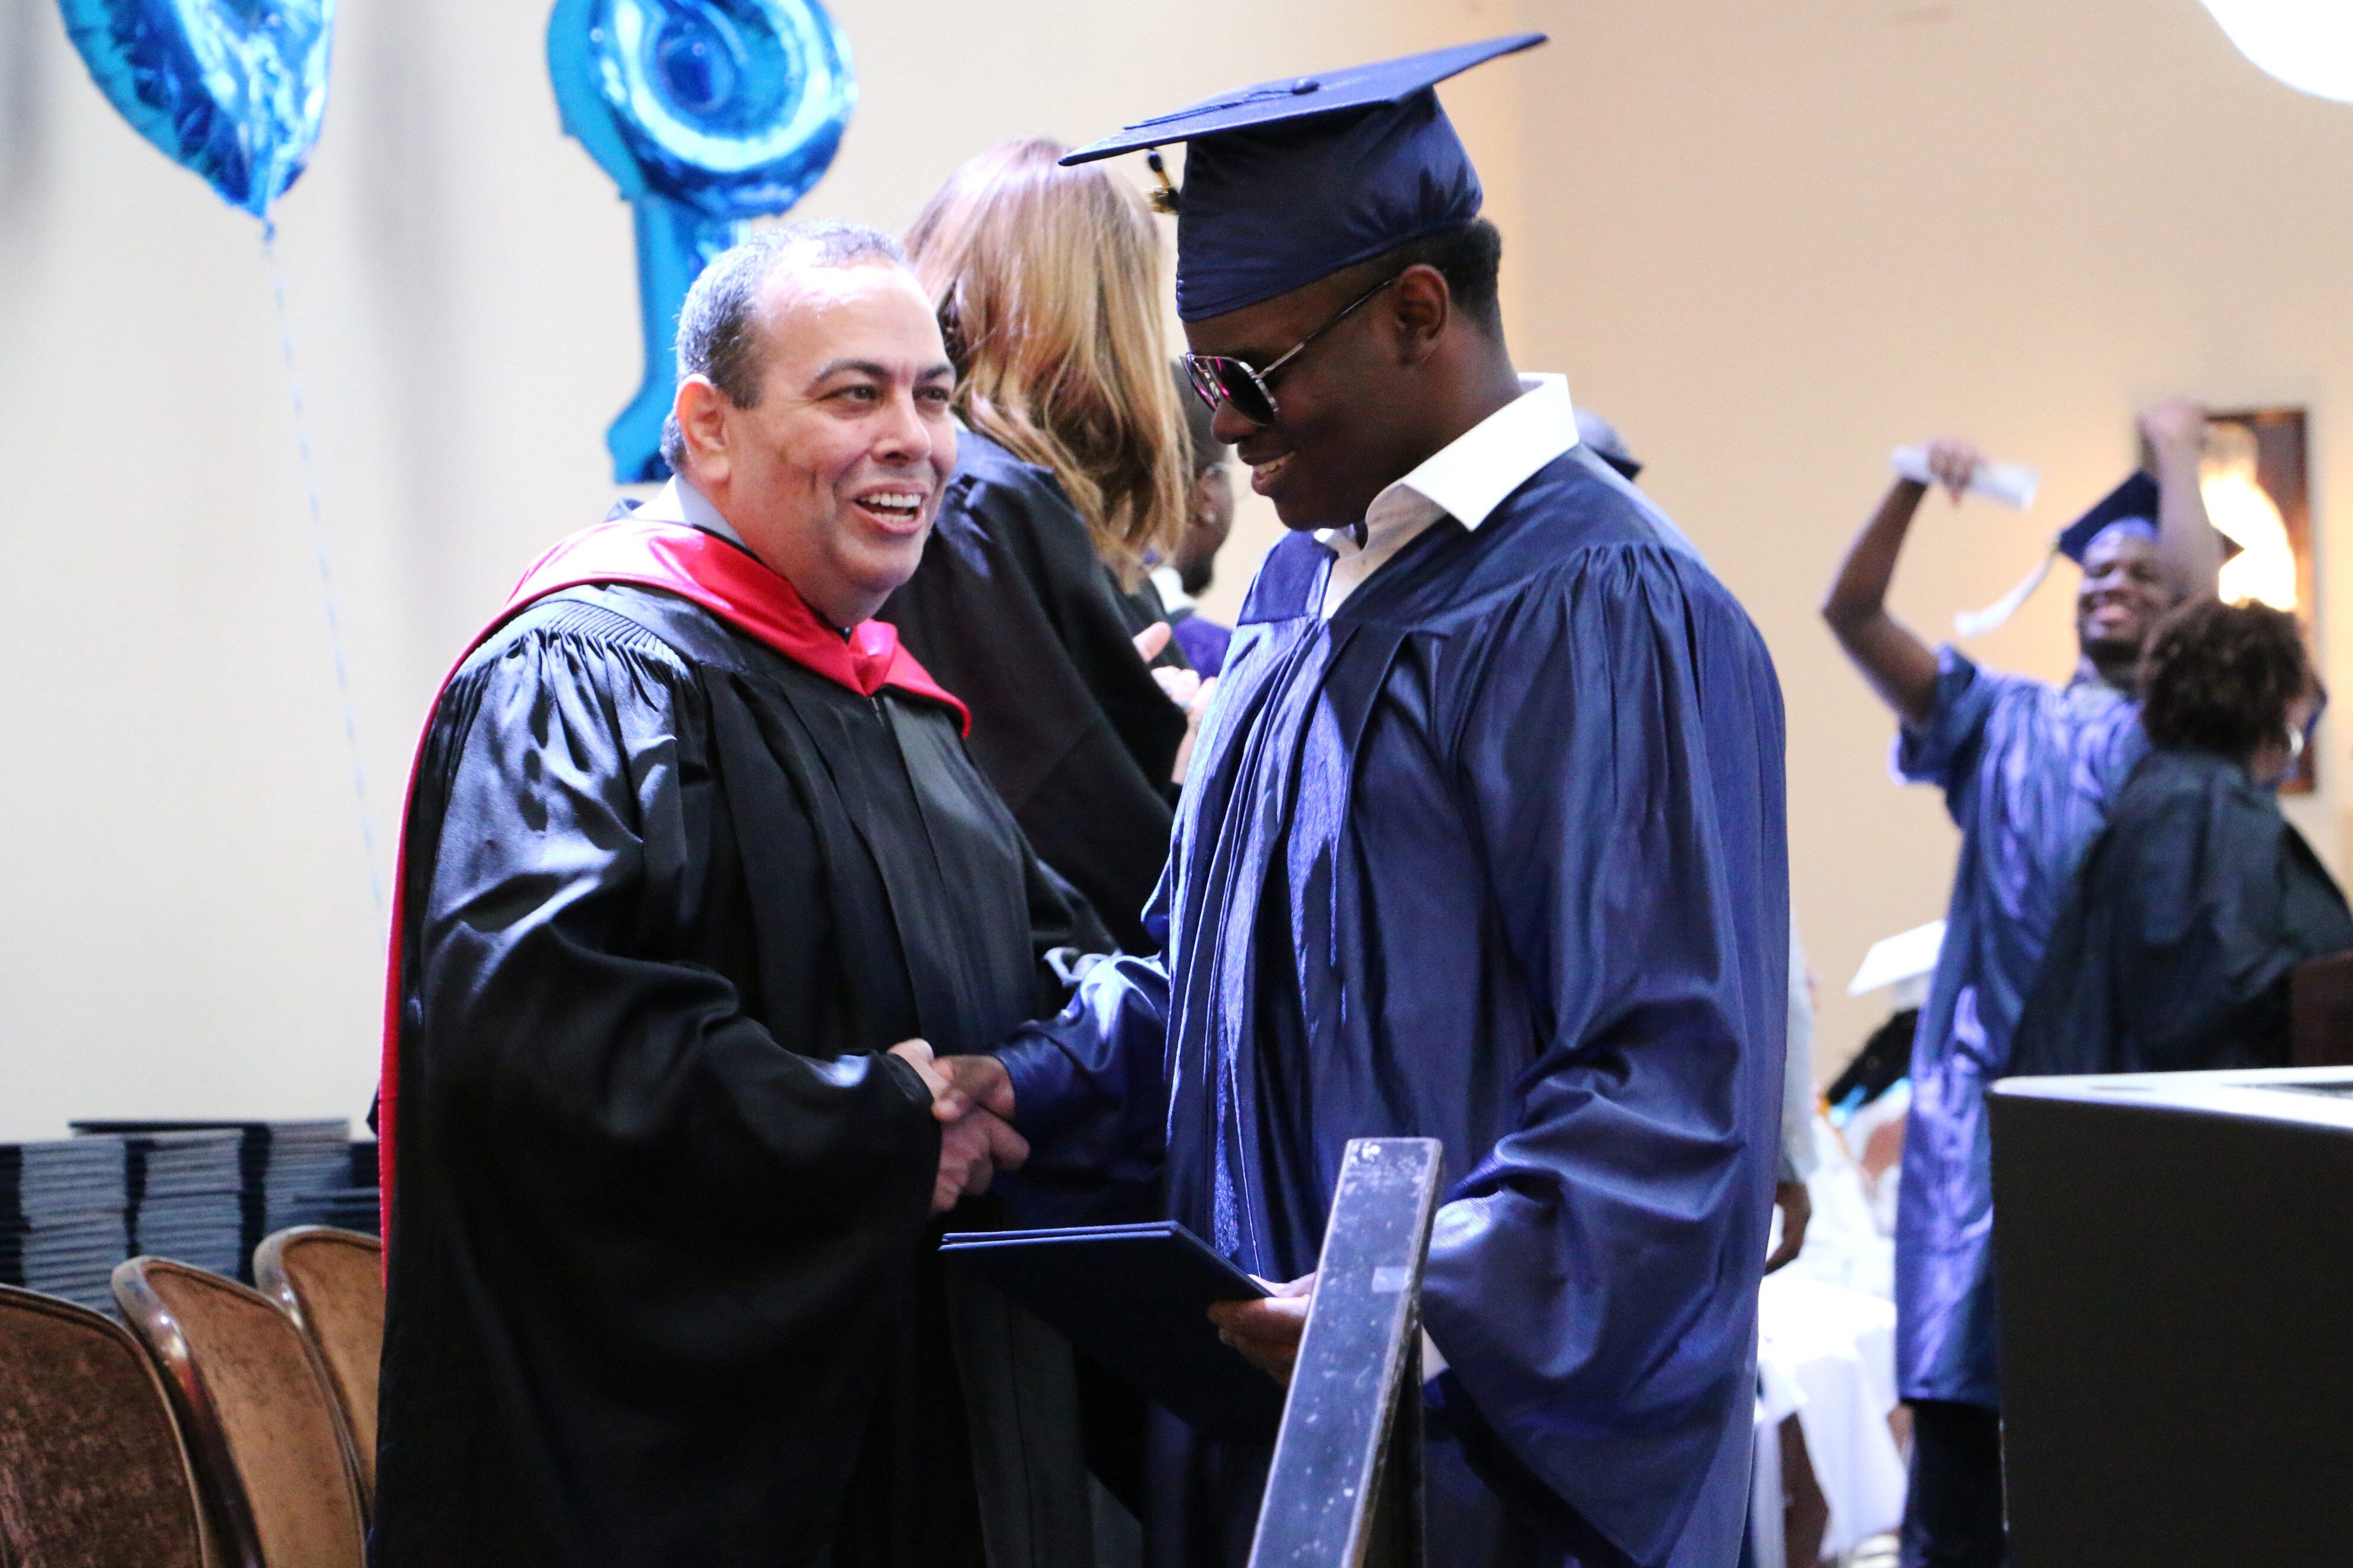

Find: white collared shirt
<box><xmin>1315</xmin><ymin>372</ymin><xmax>1579</xmax><ymax>618</ymax></box>
<box><xmin>1149</xmin><ymin>564</ymin><xmax>1196</xmax><ymax>617</ymax></box>
<box><xmin>636</xmin><ymin>475</ymin><xmax>748</xmax><ymax>550</ymax></box>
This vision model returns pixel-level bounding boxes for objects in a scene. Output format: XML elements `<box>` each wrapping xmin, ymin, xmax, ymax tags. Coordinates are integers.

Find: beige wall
<box><xmin>1</xmin><ymin>0</ymin><xmax>2347</xmax><ymax>1136</ymax></box>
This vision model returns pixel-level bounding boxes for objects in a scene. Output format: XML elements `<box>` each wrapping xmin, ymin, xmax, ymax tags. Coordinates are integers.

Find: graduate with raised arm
<box><xmin>1820</xmin><ymin>402</ymin><xmax>2221</xmax><ymax>1568</ymax></box>
<box><xmin>936</xmin><ymin>36</ymin><xmax>1790</xmax><ymax>1568</ymax></box>
<box><xmin>372</xmin><ymin>222</ymin><xmax>1106</xmax><ymax>1568</ymax></box>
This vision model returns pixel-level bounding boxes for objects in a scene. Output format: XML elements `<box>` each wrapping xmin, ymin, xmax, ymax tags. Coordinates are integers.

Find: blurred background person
<box><xmin>2013</xmin><ymin>600</ymin><xmax>2351</xmax><ymax>1078</ymax></box>
<box><xmin>1821</xmin><ymin>400</ymin><xmax>2219</xmax><ymax>1568</ymax></box>
<box><xmin>1147</xmin><ymin>365</ymin><xmax>1237</xmax><ymax>678</ymax></box>
<box><xmin>882</xmin><ymin>137</ymin><xmax>1195</xmax><ymax>954</ymax></box>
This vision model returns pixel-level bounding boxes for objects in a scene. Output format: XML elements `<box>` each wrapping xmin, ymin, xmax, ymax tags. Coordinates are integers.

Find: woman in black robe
<box><xmin>2013</xmin><ymin>599</ymin><xmax>2353</xmax><ymax>1077</ymax></box>
<box><xmin>880</xmin><ymin>138</ymin><xmax>1199</xmax><ymax>954</ymax></box>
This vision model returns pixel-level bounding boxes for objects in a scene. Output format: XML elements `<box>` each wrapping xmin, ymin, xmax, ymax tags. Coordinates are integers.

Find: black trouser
<box><xmin>1900</xmin><ymin>1399</ymin><xmax>2005</xmax><ymax>1568</ymax></box>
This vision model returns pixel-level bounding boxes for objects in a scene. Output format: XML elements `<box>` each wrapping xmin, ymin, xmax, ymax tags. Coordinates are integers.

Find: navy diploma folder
<box><xmin>939</xmin><ymin>1221</ymin><xmax>1285</xmax><ymax>1441</ymax></box>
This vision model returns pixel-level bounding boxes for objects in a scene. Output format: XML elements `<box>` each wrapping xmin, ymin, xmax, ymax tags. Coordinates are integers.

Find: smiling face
<box><xmin>1187</xmin><ymin>267</ymin><xmax>1438</xmax><ymax>533</ymax></box>
<box><xmin>672</xmin><ymin>260</ymin><xmax>957</xmax><ymax>626</ymax></box>
<box><xmin>2075</xmin><ymin>527</ymin><xmax>2171</xmax><ymax>672</ymax></box>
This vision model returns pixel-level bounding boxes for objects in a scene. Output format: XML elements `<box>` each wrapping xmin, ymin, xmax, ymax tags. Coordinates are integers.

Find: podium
<box><xmin>1991</xmin><ymin>1068</ymin><xmax>2353</xmax><ymax>1564</ymax></box>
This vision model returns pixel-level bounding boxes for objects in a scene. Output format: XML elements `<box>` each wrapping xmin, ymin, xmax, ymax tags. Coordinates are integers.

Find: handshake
<box><xmin>888</xmin><ymin>1041</ymin><xmax>1028</xmax><ymax>1213</ymax></box>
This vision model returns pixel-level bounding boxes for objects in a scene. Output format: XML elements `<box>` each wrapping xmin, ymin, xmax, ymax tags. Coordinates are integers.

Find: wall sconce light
<box><xmin>2199</xmin><ymin>407</ymin><xmax>2316</xmax><ymax>791</ymax></box>
<box><xmin>2197</xmin><ymin>2</ymin><xmax>2353</xmax><ymax>105</ymax></box>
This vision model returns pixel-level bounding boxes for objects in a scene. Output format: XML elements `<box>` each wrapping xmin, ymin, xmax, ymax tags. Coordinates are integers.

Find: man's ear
<box><xmin>674</xmin><ymin>376</ymin><xmax>732</xmax><ymax>485</ymax></box>
<box><xmin>1388</xmin><ymin>263</ymin><xmax>1452</xmax><ymax>364</ymax></box>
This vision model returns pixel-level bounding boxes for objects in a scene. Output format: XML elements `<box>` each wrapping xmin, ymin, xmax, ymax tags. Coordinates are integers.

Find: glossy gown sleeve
<box><xmin>1417</xmin><ymin>548</ymin><xmax>1787</xmax><ymax>1566</ymax></box>
<box><xmin>989</xmin><ymin>897</ymin><xmax>1174</xmax><ymax>1225</ymax></box>
<box><xmin>401</xmin><ymin>627</ymin><xmax>941</xmax><ymax>1283</ymax></box>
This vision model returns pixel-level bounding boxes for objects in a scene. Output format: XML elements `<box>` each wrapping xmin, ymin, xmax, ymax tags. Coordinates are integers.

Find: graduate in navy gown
<box><xmin>1149</xmin><ymin>366</ymin><xmax>1239</xmax><ymax>679</ymax></box>
<box><xmin>1821</xmin><ymin>418</ymin><xmax>2220</xmax><ymax>1568</ymax></box>
<box><xmin>936</xmin><ymin>36</ymin><xmax>1790</xmax><ymax>1568</ymax></box>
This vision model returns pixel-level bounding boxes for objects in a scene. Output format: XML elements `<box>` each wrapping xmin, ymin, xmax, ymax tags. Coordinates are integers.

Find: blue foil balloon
<box><xmin>549</xmin><ymin>0</ymin><xmax>856</xmax><ymax>483</ymax></box>
<box><xmin>56</xmin><ymin>0</ymin><xmax>334</xmax><ymax>220</ymax></box>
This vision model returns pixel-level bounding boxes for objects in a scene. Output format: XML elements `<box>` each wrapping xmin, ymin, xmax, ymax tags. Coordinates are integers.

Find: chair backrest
<box><xmin>114</xmin><ymin>1257</ymin><xmax>365</xmax><ymax>1568</ymax></box>
<box><xmin>254</xmin><ymin>1226</ymin><xmax>383</xmax><ymax>1512</ymax></box>
<box><xmin>2290</xmin><ymin>948</ymin><xmax>2353</xmax><ymax>1067</ymax></box>
<box><xmin>0</xmin><ymin>1282</ymin><xmax>216</xmax><ymax>1568</ymax></box>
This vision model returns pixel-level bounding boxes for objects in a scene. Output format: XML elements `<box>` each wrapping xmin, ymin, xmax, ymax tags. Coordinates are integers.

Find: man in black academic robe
<box><xmin>372</xmin><ymin>221</ymin><xmax>1103</xmax><ymax>1568</ymax></box>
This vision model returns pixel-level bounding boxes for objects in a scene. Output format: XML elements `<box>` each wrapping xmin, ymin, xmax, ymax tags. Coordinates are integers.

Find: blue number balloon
<box><xmin>549</xmin><ymin>0</ymin><xmax>856</xmax><ymax>482</ymax></box>
<box><xmin>56</xmin><ymin>0</ymin><xmax>334</xmax><ymax>220</ymax></box>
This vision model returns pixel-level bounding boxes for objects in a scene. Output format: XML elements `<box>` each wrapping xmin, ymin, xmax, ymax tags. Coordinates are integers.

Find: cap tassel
<box><xmin>1954</xmin><ymin>542</ymin><xmax>2059</xmax><ymax>637</ymax></box>
<box><xmin>1145</xmin><ymin>150</ymin><xmax>1181</xmax><ymax>214</ymax></box>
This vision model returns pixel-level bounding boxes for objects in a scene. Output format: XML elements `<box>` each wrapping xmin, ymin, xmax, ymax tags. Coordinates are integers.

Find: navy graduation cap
<box><xmin>1955</xmin><ymin>470</ymin><xmax>2237</xmax><ymax>637</ymax></box>
<box><xmin>2058</xmin><ymin>472</ymin><xmax>2161</xmax><ymax>564</ymax></box>
<box><xmin>1061</xmin><ymin>33</ymin><xmax>1546</xmax><ymax>321</ymax></box>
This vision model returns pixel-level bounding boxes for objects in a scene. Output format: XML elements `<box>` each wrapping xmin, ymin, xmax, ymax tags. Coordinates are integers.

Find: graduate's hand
<box><xmin>1765</xmin><ymin>1180</ymin><xmax>1812</xmax><ymax>1274</ymax></box>
<box><xmin>1922</xmin><ymin>438</ymin><xmax>1986</xmax><ymax>502</ymax></box>
<box><xmin>2138</xmin><ymin>396</ymin><xmax>2208</xmax><ymax>456</ymax></box>
<box><xmin>1152</xmin><ymin>668</ymin><xmax>1218</xmax><ymax>785</ymax></box>
<box><xmin>1132</xmin><ymin>622</ymin><xmax>1174</xmax><ymax>663</ymax></box>
<box><xmin>928</xmin><ymin>1054</ymin><xmax>1016</xmax><ymax>1122</ymax></box>
<box><xmin>931</xmin><ymin>1108</ymin><xmax>1030</xmax><ymax>1213</ymax></box>
<box><xmin>1208</xmin><ymin>1272</ymin><xmax>1315</xmax><ymax>1386</ymax></box>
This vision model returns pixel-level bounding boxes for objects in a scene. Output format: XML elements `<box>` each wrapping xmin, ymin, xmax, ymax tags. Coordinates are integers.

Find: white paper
<box><xmin>1846</xmin><ymin>919</ymin><xmax>1945</xmax><ymax>998</ymax></box>
<box><xmin>1890</xmin><ymin>446</ymin><xmax>2039</xmax><ymax>510</ymax></box>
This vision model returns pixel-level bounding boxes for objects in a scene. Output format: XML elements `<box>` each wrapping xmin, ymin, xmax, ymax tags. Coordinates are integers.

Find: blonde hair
<box><xmin>907</xmin><ymin>138</ymin><xmax>1188</xmax><ymax>586</ymax></box>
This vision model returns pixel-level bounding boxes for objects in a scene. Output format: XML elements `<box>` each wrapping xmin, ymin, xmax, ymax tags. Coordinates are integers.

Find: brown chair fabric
<box><xmin>114</xmin><ymin>1259</ymin><xmax>364</xmax><ymax>1568</ymax></box>
<box><xmin>0</xmin><ymin>1282</ymin><xmax>215</xmax><ymax>1568</ymax></box>
<box><xmin>253</xmin><ymin>1227</ymin><xmax>382</xmax><ymax>1511</ymax></box>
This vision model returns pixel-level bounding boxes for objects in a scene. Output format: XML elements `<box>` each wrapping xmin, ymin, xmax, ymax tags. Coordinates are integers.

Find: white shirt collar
<box><xmin>637</xmin><ymin>475</ymin><xmax>747</xmax><ymax>549</ymax></box>
<box><xmin>1149</xmin><ymin>564</ymin><xmax>1196</xmax><ymax>615</ymax></box>
<box><xmin>1315</xmin><ymin>372</ymin><xmax>1578</xmax><ymax>615</ymax></box>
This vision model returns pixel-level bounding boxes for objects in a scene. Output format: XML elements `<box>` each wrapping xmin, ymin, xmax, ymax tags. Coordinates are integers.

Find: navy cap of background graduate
<box><xmin>2058</xmin><ymin>472</ymin><xmax>2162</xmax><ymax>564</ymax></box>
<box><xmin>1954</xmin><ymin>469</ymin><xmax>2238</xmax><ymax>637</ymax></box>
<box><xmin>1060</xmin><ymin>33</ymin><xmax>1547</xmax><ymax>322</ymax></box>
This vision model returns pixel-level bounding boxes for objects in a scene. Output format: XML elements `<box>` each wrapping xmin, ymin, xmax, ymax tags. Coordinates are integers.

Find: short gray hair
<box><xmin>659</xmin><ymin>219</ymin><xmax>909</xmax><ymax>473</ymax></box>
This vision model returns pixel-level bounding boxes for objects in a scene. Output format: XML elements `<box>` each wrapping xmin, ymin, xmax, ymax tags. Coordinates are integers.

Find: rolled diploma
<box><xmin>1890</xmin><ymin>446</ymin><xmax>2039</xmax><ymax>510</ymax></box>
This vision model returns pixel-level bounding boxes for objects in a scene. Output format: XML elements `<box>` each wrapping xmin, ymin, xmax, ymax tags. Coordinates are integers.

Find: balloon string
<box><xmin>261</xmin><ymin>220</ymin><xmax>384</xmax><ymax>916</ymax></box>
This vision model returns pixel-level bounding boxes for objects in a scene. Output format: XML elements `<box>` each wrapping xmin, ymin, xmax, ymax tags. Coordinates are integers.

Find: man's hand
<box><xmin>887</xmin><ymin>1039</ymin><xmax>948</xmax><ymax>1099</ymax></box>
<box><xmin>1765</xmin><ymin>1180</ymin><xmax>1812</xmax><ymax>1275</ymax></box>
<box><xmin>928</xmin><ymin>1054</ymin><xmax>1016</xmax><ymax>1121</ymax></box>
<box><xmin>931</xmin><ymin>1108</ymin><xmax>1029</xmax><ymax>1214</ymax></box>
<box><xmin>2139</xmin><ymin>396</ymin><xmax>2209</xmax><ymax>457</ymax></box>
<box><xmin>1922</xmin><ymin>437</ymin><xmax>1987</xmax><ymax>502</ymax></box>
<box><xmin>1152</xmin><ymin>667</ymin><xmax>1218</xmax><ymax>785</ymax></box>
<box><xmin>889</xmin><ymin>1042</ymin><xmax>1027</xmax><ymax>1213</ymax></box>
<box><xmin>1207</xmin><ymin>1272</ymin><xmax>1315</xmax><ymax>1386</ymax></box>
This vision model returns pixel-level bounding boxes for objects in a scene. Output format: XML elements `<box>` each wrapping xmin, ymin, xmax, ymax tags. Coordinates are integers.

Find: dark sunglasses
<box><xmin>1182</xmin><ymin>274</ymin><xmax>1398</xmax><ymax>426</ymax></box>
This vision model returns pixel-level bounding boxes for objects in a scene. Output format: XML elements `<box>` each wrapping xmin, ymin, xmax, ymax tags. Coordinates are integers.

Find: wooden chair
<box><xmin>113</xmin><ymin>1258</ymin><xmax>365</xmax><ymax>1568</ymax></box>
<box><xmin>2289</xmin><ymin>948</ymin><xmax>2353</xmax><ymax>1067</ymax></box>
<box><xmin>254</xmin><ymin>1226</ymin><xmax>383</xmax><ymax>1515</ymax></box>
<box><xmin>0</xmin><ymin>1282</ymin><xmax>217</xmax><ymax>1567</ymax></box>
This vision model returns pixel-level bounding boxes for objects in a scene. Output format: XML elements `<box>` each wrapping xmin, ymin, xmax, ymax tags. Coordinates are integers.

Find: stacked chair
<box><xmin>255</xmin><ymin>1227</ymin><xmax>385</xmax><ymax>1510</ymax></box>
<box><xmin>0</xmin><ymin>1219</ymin><xmax>384</xmax><ymax>1566</ymax></box>
<box><xmin>113</xmin><ymin>1254</ymin><xmax>369</xmax><ymax>1566</ymax></box>
<box><xmin>0</xmin><ymin>1282</ymin><xmax>213</xmax><ymax>1567</ymax></box>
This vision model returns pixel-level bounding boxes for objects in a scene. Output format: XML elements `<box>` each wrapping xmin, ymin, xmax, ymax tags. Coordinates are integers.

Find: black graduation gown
<box><xmin>2012</xmin><ymin>747</ymin><xmax>2353</xmax><ymax>1077</ymax></box>
<box><xmin>880</xmin><ymin>432</ymin><xmax>1187</xmax><ymax>953</ymax></box>
<box><xmin>372</xmin><ymin>583</ymin><xmax>1106</xmax><ymax>1568</ymax></box>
